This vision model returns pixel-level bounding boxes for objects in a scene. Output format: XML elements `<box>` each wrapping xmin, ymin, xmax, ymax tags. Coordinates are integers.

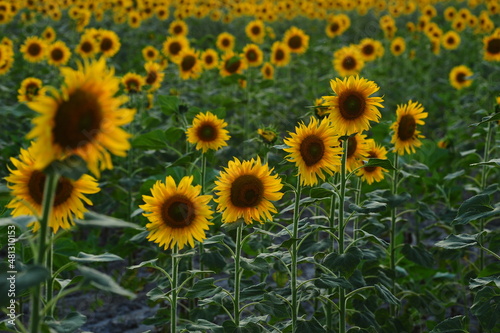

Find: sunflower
<box><xmin>357</xmin><ymin>38</ymin><xmax>384</xmax><ymax>62</ymax></box>
<box><xmin>140</xmin><ymin>175</ymin><xmax>213</xmax><ymax>250</ymax></box>
<box><xmin>390</xmin><ymin>37</ymin><xmax>406</xmax><ymax>56</ymax></box>
<box><xmin>356</xmin><ymin>139</ymin><xmax>388</xmax><ymax>185</ymax></box>
<box><xmin>142</xmin><ymin>45</ymin><xmax>159</xmax><ymax>62</ymax></box>
<box><xmin>216</xmin><ymin>32</ymin><xmax>235</xmax><ymax>52</ymax></box>
<box><xmin>97</xmin><ymin>30</ymin><xmax>121</xmax><ymax>57</ymax></box>
<box><xmin>175</xmin><ymin>48</ymin><xmax>203</xmax><ymax>80</ymax></box>
<box><xmin>201</xmin><ymin>48</ymin><xmax>219</xmax><ymax>70</ymax></box>
<box><xmin>20</xmin><ymin>36</ymin><xmax>47</xmax><ymax>63</ymax></box>
<box><xmin>322</xmin><ymin>76</ymin><xmax>384</xmax><ymax>135</ymax></box>
<box><xmin>283</xmin><ymin>117</ymin><xmax>342</xmax><ymax>186</ymax></box>
<box><xmin>219</xmin><ymin>51</ymin><xmax>247</xmax><ymax>77</ymax></box>
<box><xmin>246</xmin><ymin>19</ymin><xmax>265</xmax><ymax>43</ymax></box>
<box><xmin>42</xmin><ymin>26</ymin><xmax>56</xmax><ymax>43</ymax></box>
<box><xmin>5</xmin><ymin>143</ymin><xmax>100</xmax><ymax>234</ymax></box>
<box><xmin>186</xmin><ymin>111</ymin><xmax>230</xmax><ymax>152</ymax></box>
<box><xmin>283</xmin><ymin>26</ymin><xmax>309</xmax><ymax>54</ymax></box>
<box><xmin>483</xmin><ymin>30</ymin><xmax>500</xmax><ymax>61</ymax></box>
<box><xmin>155</xmin><ymin>5</ymin><xmax>169</xmax><ymax>20</ymax></box>
<box><xmin>162</xmin><ymin>35</ymin><xmax>190</xmax><ymax>61</ymax></box>
<box><xmin>342</xmin><ymin>132</ymin><xmax>369</xmax><ymax>172</ymax></box>
<box><xmin>261</xmin><ymin>62</ymin><xmax>274</xmax><ymax>80</ymax></box>
<box><xmin>76</xmin><ymin>34</ymin><xmax>98</xmax><ymax>58</ymax></box>
<box><xmin>143</xmin><ymin>61</ymin><xmax>164</xmax><ymax>91</ymax></box>
<box><xmin>47</xmin><ymin>41</ymin><xmax>72</xmax><ymax>66</ymax></box>
<box><xmin>452</xmin><ymin>17</ymin><xmax>467</xmax><ymax>32</ymax></box>
<box><xmin>26</xmin><ymin>58</ymin><xmax>136</xmax><ymax>177</ymax></box>
<box><xmin>270</xmin><ymin>41</ymin><xmax>291</xmax><ymax>67</ymax></box>
<box><xmin>449</xmin><ymin>65</ymin><xmax>473</xmax><ymax>90</ymax></box>
<box><xmin>214</xmin><ymin>157</ymin><xmax>283</xmax><ymax>224</ymax></box>
<box><xmin>442</xmin><ymin>31</ymin><xmax>461</xmax><ymax>50</ymax></box>
<box><xmin>17</xmin><ymin>77</ymin><xmax>45</xmax><ymax>103</ymax></box>
<box><xmin>0</xmin><ymin>46</ymin><xmax>13</xmax><ymax>75</ymax></box>
<box><xmin>257</xmin><ymin>128</ymin><xmax>278</xmax><ymax>145</ymax></box>
<box><xmin>333</xmin><ymin>45</ymin><xmax>365</xmax><ymax>77</ymax></box>
<box><xmin>444</xmin><ymin>7</ymin><xmax>457</xmax><ymax>21</ymax></box>
<box><xmin>122</xmin><ymin>72</ymin><xmax>145</xmax><ymax>93</ymax></box>
<box><xmin>242</xmin><ymin>43</ymin><xmax>263</xmax><ymax>67</ymax></box>
<box><xmin>390</xmin><ymin>100</ymin><xmax>428</xmax><ymax>155</ymax></box>
<box><xmin>127</xmin><ymin>10</ymin><xmax>142</xmax><ymax>28</ymax></box>
<box><xmin>169</xmin><ymin>19</ymin><xmax>189</xmax><ymax>36</ymax></box>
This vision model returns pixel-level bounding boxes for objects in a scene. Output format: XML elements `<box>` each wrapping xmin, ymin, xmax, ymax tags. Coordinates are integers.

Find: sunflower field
<box><xmin>0</xmin><ymin>0</ymin><xmax>499</xmax><ymax>332</ymax></box>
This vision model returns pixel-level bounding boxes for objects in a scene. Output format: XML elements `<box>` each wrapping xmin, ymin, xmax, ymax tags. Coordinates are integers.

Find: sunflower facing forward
<box><xmin>449</xmin><ymin>65</ymin><xmax>473</xmax><ymax>90</ymax></box>
<box><xmin>26</xmin><ymin>58</ymin><xmax>136</xmax><ymax>177</ymax></box>
<box><xmin>186</xmin><ymin>111</ymin><xmax>230</xmax><ymax>153</ymax></box>
<box><xmin>283</xmin><ymin>26</ymin><xmax>310</xmax><ymax>54</ymax></box>
<box><xmin>5</xmin><ymin>143</ymin><xmax>100</xmax><ymax>233</ymax></box>
<box><xmin>283</xmin><ymin>117</ymin><xmax>342</xmax><ymax>186</ymax></box>
<box><xmin>322</xmin><ymin>76</ymin><xmax>384</xmax><ymax>135</ymax></box>
<box><xmin>390</xmin><ymin>100</ymin><xmax>428</xmax><ymax>155</ymax></box>
<box><xmin>140</xmin><ymin>176</ymin><xmax>213</xmax><ymax>250</ymax></box>
<box><xmin>483</xmin><ymin>29</ymin><xmax>500</xmax><ymax>61</ymax></box>
<box><xmin>214</xmin><ymin>157</ymin><xmax>283</xmax><ymax>224</ymax></box>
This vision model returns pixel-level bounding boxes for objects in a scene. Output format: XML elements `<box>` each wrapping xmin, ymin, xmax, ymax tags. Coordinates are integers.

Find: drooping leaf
<box><xmin>157</xmin><ymin>95</ymin><xmax>179</xmax><ymax>115</ymax></box>
<box><xmin>429</xmin><ymin>316</ymin><xmax>467</xmax><ymax>333</ymax></box>
<box><xmin>375</xmin><ymin>284</ymin><xmax>400</xmax><ymax>305</ymax></box>
<box><xmin>75</xmin><ymin>211</ymin><xmax>141</xmax><ymax>229</ymax></box>
<box><xmin>314</xmin><ymin>274</ymin><xmax>352</xmax><ymax>289</ymax></box>
<box><xmin>240</xmin><ymin>257</ymin><xmax>269</xmax><ymax>275</ymax></box>
<box><xmin>240</xmin><ymin>282</ymin><xmax>266</xmax><ymax>301</ymax></box>
<box><xmin>78</xmin><ymin>265</ymin><xmax>135</xmax><ymax>298</ymax></box>
<box><xmin>69</xmin><ymin>252</ymin><xmax>123</xmax><ymax>263</ymax></box>
<box><xmin>435</xmin><ymin>234</ymin><xmax>477</xmax><ymax>249</ymax></box>
<box><xmin>362</xmin><ymin>158</ymin><xmax>396</xmax><ymax>171</ymax></box>
<box><xmin>132</xmin><ymin>129</ymin><xmax>168</xmax><ymax>149</ymax></box>
<box><xmin>185</xmin><ymin>278</ymin><xmax>222</xmax><ymax>298</ymax></box>
<box><xmin>469</xmin><ymin>111</ymin><xmax>500</xmax><ymax>127</ymax></box>
<box><xmin>401</xmin><ymin>243</ymin><xmax>434</xmax><ymax>268</ymax></box>
<box><xmin>0</xmin><ymin>265</ymin><xmax>50</xmax><ymax>307</ymax></box>
<box><xmin>186</xmin><ymin>319</ymin><xmax>222</xmax><ymax>331</ymax></box>
<box><xmin>443</xmin><ymin>170</ymin><xmax>465</xmax><ymax>181</ymax></box>
<box><xmin>323</xmin><ymin>246</ymin><xmax>362</xmax><ymax>277</ymax></box>
<box><xmin>46</xmin><ymin>312</ymin><xmax>87</xmax><ymax>333</ymax></box>
<box><xmin>470</xmin><ymin>158</ymin><xmax>500</xmax><ymax>167</ymax></box>
<box><xmin>453</xmin><ymin>187</ymin><xmax>499</xmax><ymax>225</ymax></box>
<box><xmin>470</xmin><ymin>276</ymin><xmax>500</xmax><ymax>290</ymax></box>
<box><xmin>471</xmin><ymin>287</ymin><xmax>500</xmax><ymax>331</ymax></box>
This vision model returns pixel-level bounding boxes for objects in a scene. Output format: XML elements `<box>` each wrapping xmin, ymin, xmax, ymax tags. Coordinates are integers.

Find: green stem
<box><xmin>234</xmin><ymin>224</ymin><xmax>243</xmax><ymax>327</ymax></box>
<box><xmin>338</xmin><ymin>138</ymin><xmax>348</xmax><ymax>333</ymax></box>
<box><xmin>170</xmin><ymin>245</ymin><xmax>179</xmax><ymax>333</ymax></box>
<box><xmin>479</xmin><ymin>120</ymin><xmax>494</xmax><ymax>272</ymax></box>
<box><xmin>291</xmin><ymin>176</ymin><xmax>302</xmax><ymax>333</ymax></box>
<box><xmin>46</xmin><ymin>235</ymin><xmax>54</xmax><ymax>317</ymax></box>
<box><xmin>199</xmin><ymin>153</ymin><xmax>207</xmax><ymax>272</ymax></box>
<box><xmin>354</xmin><ymin>177</ymin><xmax>362</xmax><ymax>240</ymax></box>
<box><xmin>390</xmin><ymin>153</ymin><xmax>399</xmax><ymax>316</ymax></box>
<box><xmin>326</xmin><ymin>173</ymin><xmax>338</xmax><ymax>331</ymax></box>
<box><xmin>30</xmin><ymin>171</ymin><xmax>59</xmax><ymax>333</ymax></box>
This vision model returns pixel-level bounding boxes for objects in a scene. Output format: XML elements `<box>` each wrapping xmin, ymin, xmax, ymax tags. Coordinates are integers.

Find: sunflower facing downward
<box><xmin>186</xmin><ymin>111</ymin><xmax>230</xmax><ymax>152</ymax></box>
<box><xmin>140</xmin><ymin>176</ymin><xmax>213</xmax><ymax>250</ymax></box>
<box><xmin>26</xmin><ymin>58</ymin><xmax>136</xmax><ymax>177</ymax></box>
<box><xmin>357</xmin><ymin>139</ymin><xmax>388</xmax><ymax>184</ymax></box>
<box><xmin>390</xmin><ymin>100</ymin><xmax>428</xmax><ymax>155</ymax></box>
<box><xmin>5</xmin><ymin>143</ymin><xmax>100</xmax><ymax>233</ymax></box>
<box><xmin>322</xmin><ymin>76</ymin><xmax>384</xmax><ymax>135</ymax></box>
<box><xmin>283</xmin><ymin>117</ymin><xmax>342</xmax><ymax>186</ymax></box>
<box><xmin>214</xmin><ymin>157</ymin><xmax>283</xmax><ymax>224</ymax></box>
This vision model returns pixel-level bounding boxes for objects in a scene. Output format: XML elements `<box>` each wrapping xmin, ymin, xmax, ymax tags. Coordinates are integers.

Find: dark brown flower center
<box><xmin>362</xmin><ymin>44</ymin><xmax>374</xmax><ymax>56</ymax></box>
<box><xmin>100</xmin><ymin>37</ymin><xmax>113</xmax><ymax>52</ymax></box>
<box><xmin>181</xmin><ymin>55</ymin><xmax>196</xmax><ymax>71</ymax></box>
<box><xmin>338</xmin><ymin>92</ymin><xmax>365</xmax><ymax>120</ymax></box>
<box><xmin>447</xmin><ymin>36</ymin><xmax>455</xmax><ymax>45</ymax></box>
<box><xmin>330</xmin><ymin>22</ymin><xmax>339</xmax><ymax>33</ymax></box>
<box><xmin>125</xmin><ymin>78</ymin><xmax>140</xmax><ymax>92</ymax></box>
<box><xmin>225</xmin><ymin>58</ymin><xmax>241</xmax><ymax>74</ymax></box>
<box><xmin>221</xmin><ymin>38</ymin><xmax>230</xmax><ymax>47</ymax></box>
<box><xmin>51</xmin><ymin>48</ymin><xmax>64</xmax><ymax>61</ymax></box>
<box><xmin>27</xmin><ymin>42</ymin><xmax>42</xmax><ymax>56</ymax></box>
<box><xmin>394</xmin><ymin>45</ymin><xmax>401</xmax><ymax>52</ymax></box>
<box><xmin>275</xmin><ymin>48</ymin><xmax>284</xmax><ymax>61</ymax></box>
<box><xmin>246</xmin><ymin>49</ymin><xmax>257</xmax><ymax>62</ymax></box>
<box><xmin>169</xmin><ymin>41</ymin><xmax>181</xmax><ymax>55</ymax></box>
<box><xmin>288</xmin><ymin>35</ymin><xmax>302</xmax><ymax>50</ymax></box>
<box><xmin>251</xmin><ymin>25</ymin><xmax>261</xmax><ymax>35</ymax></box>
<box><xmin>53</xmin><ymin>89</ymin><xmax>103</xmax><ymax>149</ymax></box>
<box><xmin>146</xmin><ymin>71</ymin><xmax>158</xmax><ymax>85</ymax></box>
<box><xmin>342</xmin><ymin>56</ymin><xmax>356</xmax><ymax>70</ymax></box>
<box><xmin>147</xmin><ymin>50</ymin><xmax>155</xmax><ymax>58</ymax></box>
<box><xmin>81</xmin><ymin>41</ymin><xmax>93</xmax><ymax>53</ymax></box>
<box><xmin>398</xmin><ymin>114</ymin><xmax>416</xmax><ymax>141</ymax></box>
<box><xmin>487</xmin><ymin>38</ymin><xmax>500</xmax><ymax>54</ymax></box>
<box><xmin>28</xmin><ymin>170</ymin><xmax>74</xmax><ymax>207</ymax></box>
<box><xmin>173</xmin><ymin>25</ymin><xmax>183</xmax><ymax>34</ymax></box>
<box><xmin>196</xmin><ymin>123</ymin><xmax>217</xmax><ymax>142</ymax></box>
<box><xmin>456</xmin><ymin>72</ymin><xmax>466</xmax><ymax>83</ymax></box>
<box><xmin>204</xmin><ymin>54</ymin><xmax>213</xmax><ymax>64</ymax></box>
<box><xmin>26</xmin><ymin>83</ymin><xmax>40</xmax><ymax>98</ymax></box>
<box><xmin>230</xmin><ymin>175</ymin><xmax>264</xmax><ymax>208</ymax></box>
<box><xmin>363</xmin><ymin>151</ymin><xmax>378</xmax><ymax>172</ymax></box>
<box><xmin>161</xmin><ymin>195</ymin><xmax>195</xmax><ymax>228</ymax></box>
<box><xmin>300</xmin><ymin>135</ymin><xmax>325</xmax><ymax>166</ymax></box>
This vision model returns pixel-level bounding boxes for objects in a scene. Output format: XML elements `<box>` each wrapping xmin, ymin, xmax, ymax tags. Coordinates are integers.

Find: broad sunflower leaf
<box><xmin>470</xmin><ymin>276</ymin><xmax>500</xmax><ymax>290</ymax></box>
<box><xmin>469</xmin><ymin>111</ymin><xmax>500</xmax><ymax>127</ymax></box>
<box><xmin>375</xmin><ymin>283</ymin><xmax>400</xmax><ymax>305</ymax></box>
<box><xmin>46</xmin><ymin>312</ymin><xmax>87</xmax><ymax>333</ymax></box>
<box><xmin>435</xmin><ymin>234</ymin><xmax>477</xmax><ymax>249</ymax></box>
<box><xmin>69</xmin><ymin>252</ymin><xmax>123</xmax><ymax>263</ymax></box>
<box><xmin>240</xmin><ymin>282</ymin><xmax>266</xmax><ymax>301</ymax></box>
<box><xmin>128</xmin><ymin>258</ymin><xmax>158</xmax><ymax>270</ymax></box>
<box><xmin>240</xmin><ymin>256</ymin><xmax>269</xmax><ymax>275</ymax></box>
<box><xmin>350</xmin><ymin>201</ymin><xmax>387</xmax><ymax>214</ymax></box>
<box><xmin>323</xmin><ymin>246</ymin><xmax>362</xmax><ymax>277</ymax></box>
<box><xmin>429</xmin><ymin>316</ymin><xmax>467</xmax><ymax>333</ymax></box>
<box><xmin>185</xmin><ymin>278</ymin><xmax>222</xmax><ymax>298</ymax></box>
<box><xmin>470</xmin><ymin>287</ymin><xmax>500</xmax><ymax>330</ymax></box>
<box><xmin>131</xmin><ymin>129</ymin><xmax>168</xmax><ymax>149</ymax></box>
<box><xmin>0</xmin><ymin>215</ymin><xmax>36</xmax><ymax>231</ymax></box>
<box><xmin>75</xmin><ymin>211</ymin><xmax>141</xmax><ymax>229</ymax></box>
<box><xmin>297</xmin><ymin>317</ymin><xmax>326</xmax><ymax>332</ymax></box>
<box><xmin>443</xmin><ymin>170</ymin><xmax>465</xmax><ymax>181</ymax></box>
<box><xmin>453</xmin><ymin>186</ymin><xmax>499</xmax><ymax>225</ymax></box>
<box><xmin>401</xmin><ymin>243</ymin><xmax>434</xmax><ymax>268</ymax></box>
<box><xmin>314</xmin><ymin>274</ymin><xmax>352</xmax><ymax>289</ymax></box>
<box><xmin>186</xmin><ymin>319</ymin><xmax>222</xmax><ymax>331</ymax></box>
<box><xmin>362</xmin><ymin>158</ymin><xmax>395</xmax><ymax>171</ymax></box>
<box><xmin>0</xmin><ymin>265</ymin><xmax>50</xmax><ymax>307</ymax></box>
<box><xmin>157</xmin><ymin>95</ymin><xmax>179</xmax><ymax>115</ymax></box>
<box><xmin>470</xmin><ymin>158</ymin><xmax>500</xmax><ymax>167</ymax></box>
<box><xmin>78</xmin><ymin>265</ymin><xmax>135</xmax><ymax>299</ymax></box>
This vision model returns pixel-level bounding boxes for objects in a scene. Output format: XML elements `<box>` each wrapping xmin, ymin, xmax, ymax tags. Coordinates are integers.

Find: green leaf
<box><xmin>469</xmin><ymin>111</ymin><xmax>500</xmax><ymax>127</ymax></box>
<box><xmin>443</xmin><ymin>170</ymin><xmax>465</xmax><ymax>181</ymax></box>
<box><xmin>470</xmin><ymin>158</ymin><xmax>500</xmax><ymax>167</ymax></box>
<box><xmin>375</xmin><ymin>283</ymin><xmax>400</xmax><ymax>305</ymax></box>
<box><xmin>146</xmin><ymin>287</ymin><xmax>167</xmax><ymax>302</ymax></box>
<box><xmin>323</xmin><ymin>246</ymin><xmax>362</xmax><ymax>277</ymax></box>
<box><xmin>240</xmin><ymin>282</ymin><xmax>266</xmax><ymax>301</ymax></box>
<box><xmin>186</xmin><ymin>319</ymin><xmax>222</xmax><ymax>331</ymax></box>
<box><xmin>435</xmin><ymin>234</ymin><xmax>477</xmax><ymax>249</ymax></box>
<box><xmin>240</xmin><ymin>256</ymin><xmax>269</xmax><ymax>275</ymax></box>
<box><xmin>350</xmin><ymin>201</ymin><xmax>387</xmax><ymax>214</ymax></box>
<box><xmin>132</xmin><ymin>129</ymin><xmax>168</xmax><ymax>149</ymax></box>
<box><xmin>0</xmin><ymin>215</ymin><xmax>36</xmax><ymax>231</ymax></box>
<box><xmin>429</xmin><ymin>316</ymin><xmax>467</xmax><ymax>333</ymax></box>
<box><xmin>401</xmin><ymin>243</ymin><xmax>434</xmax><ymax>268</ymax></box>
<box><xmin>254</xmin><ymin>292</ymin><xmax>289</xmax><ymax>318</ymax></box>
<box><xmin>417</xmin><ymin>201</ymin><xmax>438</xmax><ymax>220</ymax></box>
<box><xmin>46</xmin><ymin>312</ymin><xmax>87</xmax><ymax>333</ymax></box>
<box><xmin>0</xmin><ymin>265</ymin><xmax>50</xmax><ymax>307</ymax></box>
<box><xmin>78</xmin><ymin>265</ymin><xmax>135</xmax><ymax>298</ymax></box>
<box><xmin>185</xmin><ymin>278</ymin><xmax>222</xmax><ymax>298</ymax></box>
<box><xmin>296</xmin><ymin>316</ymin><xmax>326</xmax><ymax>332</ymax></box>
<box><xmin>157</xmin><ymin>95</ymin><xmax>179</xmax><ymax>115</ymax></box>
<box><xmin>45</xmin><ymin>155</ymin><xmax>88</xmax><ymax>181</ymax></box>
<box><xmin>75</xmin><ymin>211</ymin><xmax>141</xmax><ymax>229</ymax></box>
<box><xmin>470</xmin><ymin>287</ymin><xmax>500</xmax><ymax>330</ymax></box>
<box><xmin>362</xmin><ymin>158</ymin><xmax>395</xmax><ymax>170</ymax></box>
<box><xmin>453</xmin><ymin>187</ymin><xmax>499</xmax><ymax>225</ymax></box>
<box><xmin>164</xmin><ymin>127</ymin><xmax>185</xmax><ymax>144</ymax></box>
<box><xmin>128</xmin><ymin>259</ymin><xmax>158</xmax><ymax>270</ymax></box>
<box><xmin>314</xmin><ymin>274</ymin><xmax>352</xmax><ymax>289</ymax></box>
<box><xmin>69</xmin><ymin>252</ymin><xmax>123</xmax><ymax>263</ymax></box>
<box><xmin>470</xmin><ymin>276</ymin><xmax>500</xmax><ymax>289</ymax></box>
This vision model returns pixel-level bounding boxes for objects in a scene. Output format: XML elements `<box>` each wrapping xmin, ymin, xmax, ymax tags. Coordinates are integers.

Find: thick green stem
<box><xmin>30</xmin><ymin>172</ymin><xmax>59</xmax><ymax>333</ymax></box>
<box><xmin>234</xmin><ymin>224</ymin><xmax>243</xmax><ymax>327</ymax></box>
<box><xmin>291</xmin><ymin>176</ymin><xmax>302</xmax><ymax>333</ymax></box>
<box><xmin>46</xmin><ymin>236</ymin><xmax>54</xmax><ymax>317</ymax></box>
<box><xmin>390</xmin><ymin>153</ymin><xmax>399</xmax><ymax>316</ymax></box>
<box><xmin>170</xmin><ymin>245</ymin><xmax>179</xmax><ymax>333</ymax></box>
<box><xmin>354</xmin><ymin>177</ymin><xmax>362</xmax><ymax>240</ymax></box>
<box><xmin>338</xmin><ymin>138</ymin><xmax>348</xmax><ymax>333</ymax></box>
<box><xmin>479</xmin><ymin>121</ymin><xmax>494</xmax><ymax>272</ymax></box>
<box><xmin>326</xmin><ymin>180</ymin><xmax>337</xmax><ymax>331</ymax></box>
